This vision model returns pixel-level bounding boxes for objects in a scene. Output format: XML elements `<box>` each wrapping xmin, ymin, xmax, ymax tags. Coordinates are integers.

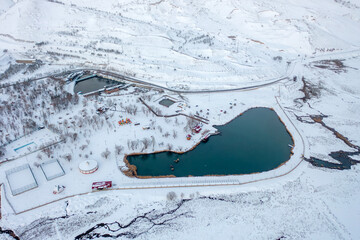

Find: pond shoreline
<box><xmin>122</xmin><ymin>107</ymin><xmax>295</xmax><ymax>179</ymax></box>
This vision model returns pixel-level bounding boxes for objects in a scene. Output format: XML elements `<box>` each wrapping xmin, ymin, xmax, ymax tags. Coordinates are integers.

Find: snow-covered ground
<box><xmin>1</xmin><ymin>0</ymin><xmax>360</xmax><ymax>239</ymax></box>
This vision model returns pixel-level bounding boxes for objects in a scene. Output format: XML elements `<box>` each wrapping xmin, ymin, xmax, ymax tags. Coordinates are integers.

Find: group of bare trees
<box><xmin>0</xmin><ymin>78</ymin><xmax>80</xmax><ymax>146</ymax></box>
<box><xmin>124</xmin><ymin>104</ymin><xmax>138</xmax><ymax>115</ymax></box>
<box><xmin>50</xmin><ymin>91</ymin><xmax>79</xmax><ymax>112</ymax></box>
<box><xmin>127</xmin><ymin>137</ymin><xmax>156</xmax><ymax>152</ymax></box>
<box><xmin>141</xmin><ymin>106</ymin><xmax>151</xmax><ymax>117</ymax></box>
<box><xmin>184</xmin><ymin>116</ymin><xmax>198</xmax><ymax>132</ymax></box>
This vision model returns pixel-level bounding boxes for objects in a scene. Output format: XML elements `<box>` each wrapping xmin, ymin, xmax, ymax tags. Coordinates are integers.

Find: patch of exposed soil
<box><xmin>305</xmin><ymin>150</ymin><xmax>360</xmax><ymax>170</ymax></box>
<box><xmin>300</xmin><ymin>115</ymin><xmax>360</xmax><ymax>169</ymax></box>
<box><xmin>310</xmin><ymin>59</ymin><xmax>355</xmax><ymax>73</ymax></box>
<box><xmin>310</xmin><ymin>115</ymin><xmax>360</xmax><ymax>150</ymax></box>
<box><xmin>0</xmin><ymin>227</ymin><xmax>20</xmax><ymax>240</ymax></box>
<box><xmin>296</xmin><ymin>77</ymin><xmax>322</xmax><ymax>103</ymax></box>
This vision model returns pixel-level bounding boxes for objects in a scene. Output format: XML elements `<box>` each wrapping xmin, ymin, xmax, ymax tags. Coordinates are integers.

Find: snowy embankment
<box><xmin>0</xmin><ymin>0</ymin><xmax>14</xmax><ymax>16</ymax></box>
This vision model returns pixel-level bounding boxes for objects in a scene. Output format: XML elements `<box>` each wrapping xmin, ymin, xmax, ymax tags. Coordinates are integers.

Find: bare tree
<box><xmin>172</xmin><ymin>130</ymin><xmax>177</xmax><ymax>139</ymax></box>
<box><xmin>167</xmin><ymin>191</ymin><xmax>177</xmax><ymax>201</ymax></box>
<box><xmin>115</xmin><ymin>145</ymin><xmax>124</xmax><ymax>155</ymax></box>
<box><xmin>63</xmin><ymin>154</ymin><xmax>72</xmax><ymax>162</ymax></box>
<box><xmin>155</xmin><ymin>108</ymin><xmax>162</xmax><ymax>115</ymax></box>
<box><xmin>80</xmin><ymin>144</ymin><xmax>88</xmax><ymax>150</ymax></box>
<box><xmin>184</xmin><ymin>116</ymin><xmax>197</xmax><ymax>132</ymax></box>
<box><xmin>0</xmin><ymin>147</ymin><xmax>5</xmax><ymax>158</ymax></box>
<box><xmin>141</xmin><ymin>138</ymin><xmax>150</xmax><ymax>151</ymax></box>
<box><xmin>33</xmin><ymin>162</ymin><xmax>41</xmax><ymax>168</ymax></box>
<box><xmin>73</xmin><ymin>133</ymin><xmax>78</xmax><ymax>141</ymax></box>
<box><xmin>151</xmin><ymin>136</ymin><xmax>156</xmax><ymax>150</ymax></box>
<box><xmin>167</xmin><ymin>143</ymin><xmax>173</xmax><ymax>151</ymax></box>
<box><xmin>101</xmin><ymin>148</ymin><xmax>111</xmax><ymax>159</ymax></box>
<box><xmin>131</xmin><ymin>140</ymin><xmax>140</xmax><ymax>150</ymax></box>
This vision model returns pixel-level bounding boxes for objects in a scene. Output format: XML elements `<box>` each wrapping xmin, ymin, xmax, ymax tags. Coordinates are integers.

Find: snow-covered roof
<box><xmin>78</xmin><ymin>160</ymin><xmax>98</xmax><ymax>172</ymax></box>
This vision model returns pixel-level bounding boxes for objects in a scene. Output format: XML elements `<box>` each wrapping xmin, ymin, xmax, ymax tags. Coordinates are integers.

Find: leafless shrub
<box><xmin>33</xmin><ymin>162</ymin><xmax>41</xmax><ymax>168</ymax></box>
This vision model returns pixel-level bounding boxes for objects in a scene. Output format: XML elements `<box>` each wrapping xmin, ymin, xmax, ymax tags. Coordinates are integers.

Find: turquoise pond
<box><xmin>74</xmin><ymin>76</ymin><xmax>122</xmax><ymax>94</ymax></box>
<box><xmin>126</xmin><ymin>108</ymin><xmax>294</xmax><ymax>177</ymax></box>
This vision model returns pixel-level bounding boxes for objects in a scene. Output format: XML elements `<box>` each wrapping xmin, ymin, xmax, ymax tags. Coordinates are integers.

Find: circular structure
<box><xmin>79</xmin><ymin>160</ymin><xmax>98</xmax><ymax>174</ymax></box>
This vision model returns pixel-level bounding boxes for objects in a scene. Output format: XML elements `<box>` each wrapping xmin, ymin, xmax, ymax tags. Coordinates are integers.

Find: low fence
<box><xmin>40</xmin><ymin>159</ymin><xmax>65</xmax><ymax>181</ymax></box>
<box><xmin>5</xmin><ymin>164</ymin><xmax>38</xmax><ymax>196</ymax></box>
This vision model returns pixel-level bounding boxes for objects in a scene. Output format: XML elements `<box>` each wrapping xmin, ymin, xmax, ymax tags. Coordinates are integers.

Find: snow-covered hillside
<box><xmin>0</xmin><ymin>0</ymin><xmax>14</xmax><ymax>16</ymax></box>
<box><xmin>1</xmin><ymin>0</ymin><xmax>359</xmax><ymax>88</ymax></box>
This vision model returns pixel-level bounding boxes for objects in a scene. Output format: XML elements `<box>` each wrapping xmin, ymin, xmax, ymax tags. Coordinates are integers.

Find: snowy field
<box><xmin>40</xmin><ymin>160</ymin><xmax>65</xmax><ymax>181</ymax></box>
<box><xmin>0</xmin><ymin>0</ymin><xmax>360</xmax><ymax>239</ymax></box>
<box><xmin>2</xmin><ymin>128</ymin><xmax>62</xmax><ymax>162</ymax></box>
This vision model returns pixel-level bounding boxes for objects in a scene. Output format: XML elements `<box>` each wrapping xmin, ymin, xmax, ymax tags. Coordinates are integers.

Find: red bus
<box><xmin>92</xmin><ymin>181</ymin><xmax>112</xmax><ymax>190</ymax></box>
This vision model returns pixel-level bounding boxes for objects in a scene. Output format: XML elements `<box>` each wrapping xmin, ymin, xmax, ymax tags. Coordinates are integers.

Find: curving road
<box><xmin>0</xmin><ymin>58</ymin><xmax>297</xmax><ymax>92</ymax></box>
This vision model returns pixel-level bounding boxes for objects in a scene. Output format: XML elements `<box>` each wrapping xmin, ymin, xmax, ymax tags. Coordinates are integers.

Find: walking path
<box><xmin>139</xmin><ymin>98</ymin><xmax>209</xmax><ymax>124</ymax></box>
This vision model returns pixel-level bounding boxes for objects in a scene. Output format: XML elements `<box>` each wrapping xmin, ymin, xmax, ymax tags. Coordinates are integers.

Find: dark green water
<box><xmin>159</xmin><ymin>98</ymin><xmax>175</xmax><ymax>107</ymax></box>
<box><xmin>127</xmin><ymin>108</ymin><xmax>294</xmax><ymax>177</ymax></box>
<box><xmin>74</xmin><ymin>77</ymin><xmax>120</xmax><ymax>94</ymax></box>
